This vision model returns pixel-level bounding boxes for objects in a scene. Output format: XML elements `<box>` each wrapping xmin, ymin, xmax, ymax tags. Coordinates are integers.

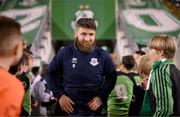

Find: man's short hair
<box><xmin>76</xmin><ymin>18</ymin><xmax>96</xmax><ymax>30</ymax></box>
<box><xmin>0</xmin><ymin>15</ymin><xmax>21</xmax><ymax>38</ymax></box>
<box><xmin>0</xmin><ymin>15</ymin><xmax>22</xmax><ymax>56</ymax></box>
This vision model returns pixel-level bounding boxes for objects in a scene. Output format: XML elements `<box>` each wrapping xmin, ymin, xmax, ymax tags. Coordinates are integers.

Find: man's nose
<box><xmin>84</xmin><ymin>36</ymin><xmax>91</xmax><ymax>41</ymax></box>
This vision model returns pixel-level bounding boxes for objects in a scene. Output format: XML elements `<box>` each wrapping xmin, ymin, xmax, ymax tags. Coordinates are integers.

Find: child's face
<box><xmin>147</xmin><ymin>48</ymin><xmax>162</xmax><ymax>63</ymax></box>
<box><xmin>141</xmin><ymin>77</ymin><xmax>148</xmax><ymax>90</ymax></box>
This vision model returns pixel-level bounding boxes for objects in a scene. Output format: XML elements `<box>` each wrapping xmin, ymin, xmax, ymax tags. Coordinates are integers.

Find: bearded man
<box><xmin>46</xmin><ymin>18</ymin><xmax>117</xmax><ymax>116</ymax></box>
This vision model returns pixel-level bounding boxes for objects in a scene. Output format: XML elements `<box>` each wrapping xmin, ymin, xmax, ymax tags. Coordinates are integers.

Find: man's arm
<box><xmin>45</xmin><ymin>49</ymin><xmax>65</xmax><ymax>99</ymax></box>
<box><xmin>98</xmin><ymin>52</ymin><xmax>117</xmax><ymax>104</ymax></box>
<box><xmin>45</xmin><ymin>48</ymin><xmax>75</xmax><ymax>113</ymax></box>
<box><xmin>98</xmin><ymin>70</ymin><xmax>117</xmax><ymax>103</ymax></box>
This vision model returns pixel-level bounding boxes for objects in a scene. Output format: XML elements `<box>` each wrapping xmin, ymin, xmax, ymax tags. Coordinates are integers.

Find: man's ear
<box><xmin>11</xmin><ymin>44</ymin><xmax>19</xmax><ymax>57</ymax></box>
<box><xmin>159</xmin><ymin>50</ymin><xmax>164</xmax><ymax>56</ymax></box>
<box><xmin>74</xmin><ymin>32</ymin><xmax>77</xmax><ymax>39</ymax></box>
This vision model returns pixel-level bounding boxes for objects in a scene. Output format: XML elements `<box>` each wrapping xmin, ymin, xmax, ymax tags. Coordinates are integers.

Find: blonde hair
<box><xmin>148</xmin><ymin>34</ymin><xmax>176</xmax><ymax>59</ymax></box>
<box><xmin>138</xmin><ymin>55</ymin><xmax>152</xmax><ymax>76</ymax></box>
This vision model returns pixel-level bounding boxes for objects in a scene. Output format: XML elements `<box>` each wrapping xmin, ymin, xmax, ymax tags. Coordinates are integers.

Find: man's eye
<box><xmin>82</xmin><ymin>33</ymin><xmax>86</xmax><ymax>36</ymax></box>
<box><xmin>89</xmin><ymin>33</ymin><xmax>94</xmax><ymax>36</ymax></box>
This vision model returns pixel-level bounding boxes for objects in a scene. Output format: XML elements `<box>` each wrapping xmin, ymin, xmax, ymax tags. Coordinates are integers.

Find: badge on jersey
<box><xmin>116</xmin><ymin>84</ymin><xmax>128</xmax><ymax>101</ymax></box>
<box><xmin>90</xmin><ymin>58</ymin><xmax>99</xmax><ymax>66</ymax></box>
<box><xmin>72</xmin><ymin>57</ymin><xmax>77</xmax><ymax>68</ymax></box>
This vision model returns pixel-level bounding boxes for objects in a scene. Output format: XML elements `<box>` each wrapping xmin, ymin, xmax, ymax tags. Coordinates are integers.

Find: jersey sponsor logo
<box><xmin>90</xmin><ymin>58</ymin><xmax>99</xmax><ymax>66</ymax></box>
<box><xmin>116</xmin><ymin>84</ymin><xmax>128</xmax><ymax>101</ymax></box>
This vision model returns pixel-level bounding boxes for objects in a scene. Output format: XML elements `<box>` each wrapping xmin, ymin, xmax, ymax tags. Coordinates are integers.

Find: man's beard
<box><xmin>75</xmin><ymin>37</ymin><xmax>95</xmax><ymax>54</ymax></box>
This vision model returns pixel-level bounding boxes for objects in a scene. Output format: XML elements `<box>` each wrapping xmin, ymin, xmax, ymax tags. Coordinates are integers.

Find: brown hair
<box><xmin>76</xmin><ymin>18</ymin><xmax>96</xmax><ymax>30</ymax></box>
<box><xmin>148</xmin><ymin>34</ymin><xmax>176</xmax><ymax>59</ymax></box>
<box><xmin>0</xmin><ymin>15</ymin><xmax>22</xmax><ymax>56</ymax></box>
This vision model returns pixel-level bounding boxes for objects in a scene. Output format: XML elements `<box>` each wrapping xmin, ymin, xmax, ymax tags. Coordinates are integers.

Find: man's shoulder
<box><xmin>66</xmin><ymin>43</ymin><xmax>74</xmax><ymax>48</ymax></box>
<box><xmin>58</xmin><ymin>43</ymin><xmax>74</xmax><ymax>52</ymax></box>
<box><xmin>55</xmin><ymin>44</ymin><xmax>74</xmax><ymax>57</ymax></box>
<box><xmin>94</xmin><ymin>47</ymin><xmax>108</xmax><ymax>56</ymax></box>
<box><xmin>95</xmin><ymin>46</ymin><xmax>105</xmax><ymax>51</ymax></box>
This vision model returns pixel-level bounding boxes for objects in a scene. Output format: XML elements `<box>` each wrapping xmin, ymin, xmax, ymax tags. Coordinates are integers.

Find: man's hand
<box><xmin>59</xmin><ymin>95</ymin><xmax>75</xmax><ymax>113</ymax></box>
<box><xmin>88</xmin><ymin>97</ymin><xmax>102</xmax><ymax>111</ymax></box>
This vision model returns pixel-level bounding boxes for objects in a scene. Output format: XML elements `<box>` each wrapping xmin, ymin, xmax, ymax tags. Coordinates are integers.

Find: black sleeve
<box><xmin>170</xmin><ymin>64</ymin><xmax>180</xmax><ymax>115</ymax></box>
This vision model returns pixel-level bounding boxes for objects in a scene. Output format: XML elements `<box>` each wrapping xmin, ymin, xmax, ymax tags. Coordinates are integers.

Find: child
<box><xmin>140</xmin><ymin>34</ymin><xmax>180</xmax><ymax>116</ymax></box>
<box><xmin>0</xmin><ymin>15</ymin><xmax>24</xmax><ymax>116</ymax></box>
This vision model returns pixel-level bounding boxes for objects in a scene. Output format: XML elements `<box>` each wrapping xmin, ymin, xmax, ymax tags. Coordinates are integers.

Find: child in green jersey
<box><xmin>140</xmin><ymin>34</ymin><xmax>180</xmax><ymax>116</ymax></box>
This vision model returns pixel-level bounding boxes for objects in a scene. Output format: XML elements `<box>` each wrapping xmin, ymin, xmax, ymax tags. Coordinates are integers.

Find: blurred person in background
<box><xmin>133</xmin><ymin>50</ymin><xmax>145</xmax><ymax>73</ymax></box>
<box><xmin>46</xmin><ymin>18</ymin><xmax>117</xmax><ymax>116</ymax></box>
<box><xmin>110</xmin><ymin>53</ymin><xmax>121</xmax><ymax>72</ymax></box>
<box><xmin>133</xmin><ymin>50</ymin><xmax>146</xmax><ymax>63</ymax></box>
<box><xmin>9</xmin><ymin>48</ymin><xmax>37</xmax><ymax>116</ymax></box>
<box><xmin>0</xmin><ymin>15</ymin><xmax>24</xmax><ymax>116</ymax></box>
<box><xmin>108</xmin><ymin>55</ymin><xmax>139</xmax><ymax>116</ymax></box>
<box><xmin>31</xmin><ymin>66</ymin><xmax>40</xmax><ymax>80</ymax></box>
<box><xmin>129</xmin><ymin>54</ymin><xmax>153</xmax><ymax>116</ymax></box>
<box><xmin>31</xmin><ymin>66</ymin><xmax>42</xmax><ymax>90</ymax></box>
<box><xmin>137</xmin><ymin>54</ymin><xmax>153</xmax><ymax>90</ymax></box>
<box><xmin>32</xmin><ymin>64</ymin><xmax>57</xmax><ymax>116</ymax></box>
